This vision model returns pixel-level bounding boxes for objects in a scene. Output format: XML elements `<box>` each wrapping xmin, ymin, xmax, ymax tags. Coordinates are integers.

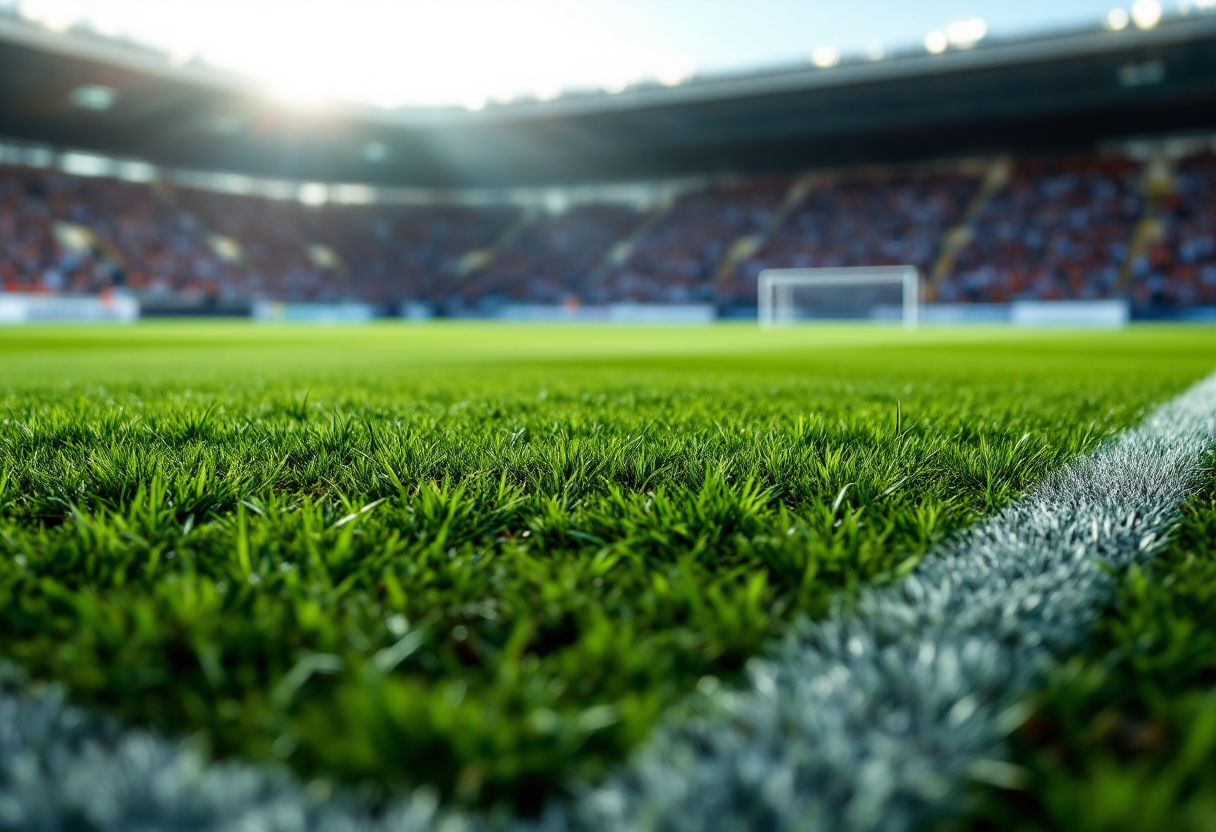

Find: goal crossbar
<box><xmin>757</xmin><ymin>266</ymin><xmax>920</xmax><ymax>329</ymax></box>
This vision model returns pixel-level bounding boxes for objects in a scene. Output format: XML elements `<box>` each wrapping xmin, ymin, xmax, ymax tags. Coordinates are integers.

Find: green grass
<box><xmin>1</xmin><ymin>323</ymin><xmax>1213</xmax><ymax>812</ymax></box>
<box><xmin>941</xmin><ymin>460</ymin><xmax>1216</xmax><ymax>832</ymax></box>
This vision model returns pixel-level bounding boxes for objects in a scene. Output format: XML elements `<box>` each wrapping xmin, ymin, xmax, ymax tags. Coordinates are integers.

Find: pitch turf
<box><xmin>1</xmin><ymin>323</ymin><xmax>1214</xmax><ymax>813</ymax></box>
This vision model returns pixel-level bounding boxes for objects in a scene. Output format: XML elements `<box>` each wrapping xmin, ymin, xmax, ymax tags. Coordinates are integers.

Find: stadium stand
<box><xmin>44</xmin><ymin>174</ymin><xmax>248</xmax><ymax>300</ymax></box>
<box><xmin>0</xmin><ymin>5</ymin><xmax>1212</xmax><ymax>317</ymax></box>
<box><xmin>1</xmin><ymin>165</ymin><xmax>252</xmax><ymax>300</ymax></box>
<box><xmin>726</xmin><ymin>169</ymin><xmax>979</xmax><ymax>303</ymax></box>
<box><xmin>595</xmin><ymin>177</ymin><xmax>792</xmax><ymax>304</ymax></box>
<box><xmin>0</xmin><ymin>164</ymin><xmax>102</xmax><ymax>293</ymax></box>
<box><xmin>171</xmin><ymin>188</ymin><xmax>342</xmax><ymax>302</ymax></box>
<box><xmin>1134</xmin><ymin>151</ymin><xmax>1216</xmax><ymax>309</ymax></box>
<box><xmin>938</xmin><ymin>156</ymin><xmax>1143</xmax><ymax>304</ymax></box>
<box><xmin>3</xmin><ymin>144</ymin><xmax>1216</xmax><ymax>314</ymax></box>
<box><xmin>461</xmin><ymin>203</ymin><xmax>643</xmax><ymax>307</ymax></box>
<box><xmin>299</xmin><ymin>203</ymin><xmax>520</xmax><ymax>305</ymax></box>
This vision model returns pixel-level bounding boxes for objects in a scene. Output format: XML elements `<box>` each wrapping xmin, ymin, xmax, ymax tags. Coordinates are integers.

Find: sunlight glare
<box><xmin>10</xmin><ymin>0</ymin><xmax>675</xmax><ymax>109</ymax></box>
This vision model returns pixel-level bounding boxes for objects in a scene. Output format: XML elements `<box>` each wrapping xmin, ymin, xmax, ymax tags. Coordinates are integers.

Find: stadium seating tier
<box><xmin>3</xmin><ymin>149</ymin><xmax>1215</xmax><ymax>312</ymax></box>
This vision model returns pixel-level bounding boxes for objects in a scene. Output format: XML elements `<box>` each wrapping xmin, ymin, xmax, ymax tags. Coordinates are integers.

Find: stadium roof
<box><xmin>0</xmin><ymin>0</ymin><xmax>1159</xmax><ymax>109</ymax></box>
<box><xmin>0</xmin><ymin>9</ymin><xmax>1214</xmax><ymax>186</ymax></box>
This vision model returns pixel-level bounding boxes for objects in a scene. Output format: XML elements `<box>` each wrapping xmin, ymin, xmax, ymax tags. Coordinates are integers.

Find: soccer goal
<box><xmin>757</xmin><ymin>266</ymin><xmax>920</xmax><ymax>329</ymax></box>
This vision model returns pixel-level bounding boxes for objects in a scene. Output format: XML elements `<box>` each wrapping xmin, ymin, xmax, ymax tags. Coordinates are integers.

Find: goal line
<box><xmin>757</xmin><ymin>265</ymin><xmax>921</xmax><ymax>329</ymax></box>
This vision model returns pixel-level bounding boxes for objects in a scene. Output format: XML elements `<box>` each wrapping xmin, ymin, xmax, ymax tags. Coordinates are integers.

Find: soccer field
<box><xmin>2</xmin><ymin>323</ymin><xmax>1216</xmax><ymax>828</ymax></box>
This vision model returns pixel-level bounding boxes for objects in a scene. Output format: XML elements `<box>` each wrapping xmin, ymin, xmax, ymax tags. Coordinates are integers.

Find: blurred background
<box><xmin>0</xmin><ymin>0</ymin><xmax>1214</xmax><ymax>324</ymax></box>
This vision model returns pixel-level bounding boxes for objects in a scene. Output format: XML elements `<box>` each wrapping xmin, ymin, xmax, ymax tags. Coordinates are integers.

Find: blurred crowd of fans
<box><xmin>300</xmin><ymin>203</ymin><xmax>517</xmax><ymax>304</ymax></box>
<box><xmin>2</xmin><ymin>150</ymin><xmax>1214</xmax><ymax>312</ymax></box>
<box><xmin>938</xmin><ymin>157</ymin><xmax>1141</xmax><ymax>304</ymax></box>
<box><xmin>0</xmin><ymin>167</ymin><xmax>107</xmax><ymax>294</ymax></box>
<box><xmin>464</xmin><ymin>204</ymin><xmax>639</xmax><ymax>307</ymax></box>
<box><xmin>596</xmin><ymin>178</ymin><xmax>791</xmax><ymax>305</ymax></box>
<box><xmin>1134</xmin><ymin>152</ymin><xmax>1216</xmax><ymax>308</ymax></box>
<box><xmin>725</xmin><ymin>171</ymin><xmax>976</xmax><ymax>302</ymax></box>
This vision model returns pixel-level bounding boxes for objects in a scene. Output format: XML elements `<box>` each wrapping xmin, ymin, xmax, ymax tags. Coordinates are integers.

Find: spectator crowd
<box><xmin>937</xmin><ymin>157</ymin><xmax>1142</xmax><ymax>304</ymax></box>
<box><xmin>0</xmin><ymin>166</ymin><xmax>104</xmax><ymax>294</ymax></box>
<box><xmin>1132</xmin><ymin>152</ymin><xmax>1216</xmax><ymax>308</ymax></box>
<box><xmin>595</xmin><ymin>177</ymin><xmax>791</xmax><ymax>304</ymax></box>
<box><xmin>301</xmin><ymin>203</ymin><xmax>519</xmax><ymax>304</ymax></box>
<box><xmin>463</xmin><ymin>204</ymin><xmax>642</xmax><ymax>307</ymax></box>
<box><xmin>47</xmin><ymin>174</ymin><xmax>247</xmax><ymax>300</ymax></box>
<box><xmin>2</xmin><ymin>150</ymin><xmax>1214</xmax><ymax>312</ymax></box>
<box><xmin>725</xmin><ymin>170</ymin><xmax>978</xmax><ymax>302</ymax></box>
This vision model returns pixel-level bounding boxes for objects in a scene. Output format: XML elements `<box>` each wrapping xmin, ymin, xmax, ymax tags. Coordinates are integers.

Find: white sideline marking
<box><xmin>2</xmin><ymin>372</ymin><xmax>1215</xmax><ymax>831</ymax></box>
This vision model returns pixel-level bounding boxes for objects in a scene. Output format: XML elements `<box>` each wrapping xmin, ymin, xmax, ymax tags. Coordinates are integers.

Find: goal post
<box><xmin>757</xmin><ymin>266</ymin><xmax>921</xmax><ymax>329</ymax></box>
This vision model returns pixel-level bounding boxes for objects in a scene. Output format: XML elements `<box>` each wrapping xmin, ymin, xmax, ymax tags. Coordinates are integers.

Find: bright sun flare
<box><xmin>12</xmin><ymin>0</ymin><xmax>694</xmax><ymax>107</ymax></box>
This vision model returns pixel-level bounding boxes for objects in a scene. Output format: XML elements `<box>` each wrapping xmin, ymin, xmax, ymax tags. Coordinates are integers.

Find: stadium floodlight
<box><xmin>757</xmin><ymin>266</ymin><xmax>920</xmax><ymax>329</ymax></box>
<box><xmin>298</xmin><ymin>183</ymin><xmax>328</xmax><ymax>207</ymax></box>
<box><xmin>1106</xmin><ymin>8</ymin><xmax>1131</xmax><ymax>29</ymax></box>
<box><xmin>810</xmin><ymin>46</ymin><xmax>841</xmax><ymax>68</ymax></box>
<box><xmin>946</xmin><ymin>18</ymin><xmax>987</xmax><ymax>48</ymax></box>
<box><xmin>924</xmin><ymin>30</ymin><xmax>949</xmax><ymax>54</ymax></box>
<box><xmin>656</xmin><ymin>59</ymin><xmax>695</xmax><ymax>87</ymax></box>
<box><xmin>1131</xmin><ymin>0</ymin><xmax>1163</xmax><ymax>27</ymax></box>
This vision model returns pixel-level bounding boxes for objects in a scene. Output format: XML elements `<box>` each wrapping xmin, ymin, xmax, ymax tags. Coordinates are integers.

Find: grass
<box><xmin>1</xmin><ymin>322</ymin><xmax>1214</xmax><ymax>812</ymax></box>
<box><xmin>941</xmin><ymin>459</ymin><xmax>1216</xmax><ymax>832</ymax></box>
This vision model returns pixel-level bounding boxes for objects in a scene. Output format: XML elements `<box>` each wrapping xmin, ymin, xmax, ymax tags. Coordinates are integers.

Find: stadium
<box><xmin>2</xmin><ymin>1</ymin><xmax>1216</xmax><ymax>830</ymax></box>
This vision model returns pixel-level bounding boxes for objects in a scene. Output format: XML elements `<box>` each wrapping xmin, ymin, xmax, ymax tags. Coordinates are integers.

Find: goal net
<box><xmin>757</xmin><ymin>266</ymin><xmax>920</xmax><ymax>329</ymax></box>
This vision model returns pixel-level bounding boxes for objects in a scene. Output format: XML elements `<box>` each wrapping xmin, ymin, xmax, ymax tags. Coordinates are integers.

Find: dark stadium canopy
<box><xmin>0</xmin><ymin>10</ymin><xmax>1214</xmax><ymax>187</ymax></box>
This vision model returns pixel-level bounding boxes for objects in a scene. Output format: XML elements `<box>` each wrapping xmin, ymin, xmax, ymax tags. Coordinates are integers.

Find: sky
<box><xmin>0</xmin><ymin>0</ymin><xmax>1195</xmax><ymax>108</ymax></box>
